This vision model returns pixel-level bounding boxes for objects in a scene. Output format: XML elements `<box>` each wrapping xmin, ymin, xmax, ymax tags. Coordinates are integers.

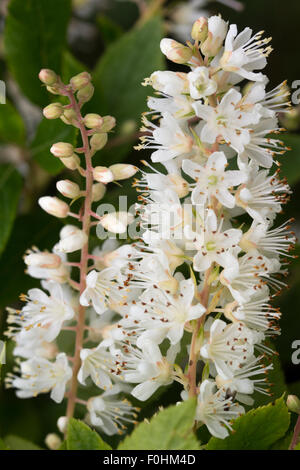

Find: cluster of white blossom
<box><xmin>103</xmin><ymin>15</ymin><xmax>294</xmax><ymax>439</ymax></box>
<box><xmin>5</xmin><ymin>15</ymin><xmax>296</xmax><ymax>441</ymax></box>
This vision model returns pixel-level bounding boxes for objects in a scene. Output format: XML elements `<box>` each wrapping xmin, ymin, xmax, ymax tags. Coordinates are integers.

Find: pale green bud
<box><xmin>59</xmin><ymin>154</ymin><xmax>80</xmax><ymax>170</ymax></box>
<box><xmin>287</xmin><ymin>395</ymin><xmax>300</xmax><ymax>414</ymax></box>
<box><xmin>109</xmin><ymin>163</ymin><xmax>138</xmax><ymax>181</ymax></box>
<box><xmin>83</xmin><ymin>113</ymin><xmax>104</xmax><ymax>129</ymax></box>
<box><xmin>61</xmin><ymin>109</ymin><xmax>78</xmax><ymax>126</ymax></box>
<box><xmin>56</xmin><ymin>180</ymin><xmax>81</xmax><ymax>199</ymax></box>
<box><xmin>92</xmin><ymin>182</ymin><xmax>106</xmax><ymax>202</ymax></box>
<box><xmin>70</xmin><ymin>72</ymin><xmax>91</xmax><ymax>91</ymax></box>
<box><xmin>90</xmin><ymin>132</ymin><xmax>108</xmax><ymax>151</ymax></box>
<box><xmin>100</xmin><ymin>115</ymin><xmax>116</xmax><ymax>132</ymax></box>
<box><xmin>191</xmin><ymin>17</ymin><xmax>208</xmax><ymax>42</ymax></box>
<box><xmin>46</xmin><ymin>85</ymin><xmax>61</xmax><ymax>95</ymax></box>
<box><xmin>50</xmin><ymin>142</ymin><xmax>74</xmax><ymax>158</ymax></box>
<box><xmin>43</xmin><ymin>103</ymin><xmax>64</xmax><ymax>119</ymax></box>
<box><xmin>45</xmin><ymin>433</ymin><xmax>62</xmax><ymax>450</ymax></box>
<box><xmin>93</xmin><ymin>166</ymin><xmax>114</xmax><ymax>184</ymax></box>
<box><xmin>160</xmin><ymin>38</ymin><xmax>193</xmax><ymax>64</ymax></box>
<box><xmin>39</xmin><ymin>69</ymin><xmax>58</xmax><ymax>86</ymax></box>
<box><xmin>77</xmin><ymin>83</ymin><xmax>94</xmax><ymax>103</ymax></box>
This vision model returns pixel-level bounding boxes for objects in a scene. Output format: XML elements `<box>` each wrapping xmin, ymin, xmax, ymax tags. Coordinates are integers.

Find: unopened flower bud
<box><xmin>57</xmin><ymin>225</ymin><xmax>88</xmax><ymax>253</ymax></box>
<box><xmin>38</xmin><ymin>196</ymin><xmax>69</xmax><ymax>218</ymax></box>
<box><xmin>93</xmin><ymin>166</ymin><xmax>114</xmax><ymax>184</ymax></box>
<box><xmin>100</xmin><ymin>211</ymin><xmax>134</xmax><ymax>233</ymax></box>
<box><xmin>287</xmin><ymin>395</ymin><xmax>300</xmax><ymax>414</ymax></box>
<box><xmin>59</xmin><ymin>154</ymin><xmax>80</xmax><ymax>170</ymax></box>
<box><xmin>92</xmin><ymin>182</ymin><xmax>106</xmax><ymax>202</ymax></box>
<box><xmin>39</xmin><ymin>69</ymin><xmax>58</xmax><ymax>86</ymax></box>
<box><xmin>24</xmin><ymin>252</ymin><xmax>61</xmax><ymax>269</ymax></box>
<box><xmin>46</xmin><ymin>85</ymin><xmax>61</xmax><ymax>95</ymax></box>
<box><xmin>201</xmin><ymin>16</ymin><xmax>228</xmax><ymax>57</ymax></box>
<box><xmin>70</xmin><ymin>71</ymin><xmax>91</xmax><ymax>91</ymax></box>
<box><xmin>43</xmin><ymin>103</ymin><xmax>64</xmax><ymax>119</ymax></box>
<box><xmin>57</xmin><ymin>416</ymin><xmax>69</xmax><ymax>434</ymax></box>
<box><xmin>90</xmin><ymin>133</ymin><xmax>108</xmax><ymax>151</ymax></box>
<box><xmin>191</xmin><ymin>17</ymin><xmax>208</xmax><ymax>42</ymax></box>
<box><xmin>56</xmin><ymin>180</ymin><xmax>81</xmax><ymax>199</ymax></box>
<box><xmin>50</xmin><ymin>142</ymin><xmax>74</xmax><ymax>158</ymax></box>
<box><xmin>101</xmin><ymin>116</ymin><xmax>116</xmax><ymax>132</ymax></box>
<box><xmin>109</xmin><ymin>163</ymin><xmax>138</xmax><ymax>181</ymax></box>
<box><xmin>160</xmin><ymin>38</ymin><xmax>193</xmax><ymax>64</ymax></box>
<box><xmin>61</xmin><ymin>109</ymin><xmax>78</xmax><ymax>126</ymax></box>
<box><xmin>77</xmin><ymin>83</ymin><xmax>94</xmax><ymax>103</ymax></box>
<box><xmin>45</xmin><ymin>433</ymin><xmax>61</xmax><ymax>450</ymax></box>
<box><xmin>84</xmin><ymin>113</ymin><xmax>103</xmax><ymax>129</ymax></box>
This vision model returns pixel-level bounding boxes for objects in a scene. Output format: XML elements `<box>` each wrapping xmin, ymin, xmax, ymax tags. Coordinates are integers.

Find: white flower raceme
<box><xmin>196</xmin><ymin>380</ymin><xmax>245</xmax><ymax>438</ymax></box>
<box><xmin>6</xmin><ymin>353</ymin><xmax>72</xmax><ymax>403</ymax></box>
<box><xmin>187</xmin><ymin>66</ymin><xmax>217</xmax><ymax>100</ymax></box>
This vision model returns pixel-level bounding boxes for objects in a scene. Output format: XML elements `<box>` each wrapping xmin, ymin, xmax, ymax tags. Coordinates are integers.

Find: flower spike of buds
<box><xmin>6</xmin><ymin>68</ymin><xmax>138</xmax><ymax>437</ymax></box>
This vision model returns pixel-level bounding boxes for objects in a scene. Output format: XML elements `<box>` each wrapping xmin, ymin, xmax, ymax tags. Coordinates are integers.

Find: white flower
<box><xmin>25</xmin><ymin>248</ymin><xmax>70</xmax><ymax>283</ymax></box>
<box><xmin>220</xmin><ymin>25</ymin><xmax>272</xmax><ymax>82</ymax></box>
<box><xmin>8</xmin><ymin>281</ymin><xmax>75</xmax><ymax>342</ymax></box>
<box><xmin>224</xmin><ymin>287</ymin><xmax>281</xmax><ymax>332</ymax></box>
<box><xmin>182</xmin><ymin>151</ymin><xmax>247</xmax><ymax>208</ymax></box>
<box><xmin>235</xmin><ymin>165</ymin><xmax>290</xmax><ymax>223</ymax></box>
<box><xmin>80</xmin><ymin>268</ymin><xmax>127</xmax><ymax>314</ymax></box>
<box><xmin>86</xmin><ymin>385</ymin><xmax>138</xmax><ymax>436</ymax></box>
<box><xmin>185</xmin><ymin>209</ymin><xmax>242</xmax><ymax>272</ymax></box>
<box><xmin>187</xmin><ymin>66</ymin><xmax>217</xmax><ymax>100</ymax></box>
<box><xmin>78</xmin><ymin>343</ymin><xmax>115</xmax><ymax>389</ymax></box>
<box><xmin>196</xmin><ymin>380</ymin><xmax>244</xmax><ymax>438</ymax></box>
<box><xmin>201</xmin><ymin>15</ymin><xmax>228</xmax><ymax>57</ymax></box>
<box><xmin>131</xmin><ymin>278</ymin><xmax>205</xmax><ymax>345</ymax></box>
<box><xmin>139</xmin><ymin>113</ymin><xmax>193</xmax><ymax>163</ymax></box>
<box><xmin>56</xmin><ymin>225</ymin><xmax>88</xmax><ymax>253</ymax></box>
<box><xmin>240</xmin><ymin>219</ymin><xmax>296</xmax><ymax>259</ymax></box>
<box><xmin>215</xmin><ymin>356</ymin><xmax>273</xmax><ymax>405</ymax></box>
<box><xmin>120</xmin><ymin>341</ymin><xmax>178</xmax><ymax>401</ymax></box>
<box><xmin>193</xmin><ymin>89</ymin><xmax>260</xmax><ymax>153</ymax></box>
<box><xmin>149</xmin><ymin>71</ymin><xmax>188</xmax><ymax>96</ymax></box>
<box><xmin>200</xmin><ymin>319</ymin><xmax>254</xmax><ymax>377</ymax></box>
<box><xmin>7</xmin><ymin>353</ymin><xmax>72</xmax><ymax>403</ymax></box>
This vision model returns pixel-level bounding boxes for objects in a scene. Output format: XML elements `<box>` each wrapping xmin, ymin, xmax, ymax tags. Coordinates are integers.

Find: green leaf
<box><xmin>31</xmin><ymin>118</ymin><xmax>78</xmax><ymax>175</ymax></box>
<box><xmin>0</xmin><ymin>438</ymin><xmax>9</xmax><ymax>450</ymax></box>
<box><xmin>0</xmin><ymin>101</ymin><xmax>26</xmax><ymax>146</ymax></box>
<box><xmin>206</xmin><ymin>396</ymin><xmax>290</xmax><ymax>450</ymax></box>
<box><xmin>4</xmin><ymin>0</ymin><xmax>72</xmax><ymax>106</ymax></box>
<box><xmin>0</xmin><ymin>164</ymin><xmax>22</xmax><ymax>257</ymax></box>
<box><xmin>279</xmin><ymin>134</ymin><xmax>300</xmax><ymax>186</ymax></box>
<box><xmin>90</xmin><ymin>16</ymin><xmax>164</xmax><ymax>164</ymax></box>
<box><xmin>4</xmin><ymin>435</ymin><xmax>42</xmax><ymax>450</ymax></box>
<box><xmin>118</xmin><ymin>399</ymin><xmax>201</xmax><ymax>450</ymax></box>
<box><xmin>295</xmin><ymin>442</ymin><xmax>300</xmax><ymax>450</ymax></box>
<box><xmin>270</xmin><ymin>432</ymin><xmax>293</xmax><ymax>450</ymax></box>
<box><xmin>67</xmin><ymin>418</ymin><xmax>111</xmax><ymax>450</ymax></box>
<box><xmin>97</xmin><ymin>15</ymin><xmax>123</xmax><ymax>46</ymax></box>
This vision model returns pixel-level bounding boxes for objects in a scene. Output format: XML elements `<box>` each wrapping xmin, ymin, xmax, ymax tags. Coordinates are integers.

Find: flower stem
<box><xmin>289</xmin><ymin>415</ymin><xmax>300</xmax><ymax>450</ymax></box>
<box><xmin>187</xmin><ymin>268</ymin><xmax>212</xmax><ymax>398</ymax></box>
<box><xmin>65</xmin><ymin>87</ymin><xmax>94</xmax><ymax>421</ymax></box>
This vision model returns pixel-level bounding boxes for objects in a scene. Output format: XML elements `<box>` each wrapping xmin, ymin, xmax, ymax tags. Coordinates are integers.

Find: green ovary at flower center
<box><xmin>216</xmin><ymin>115</ymin><xmax>227</xmax><ymax>126</ymax></box>
<box><xmin>205</xmin><ymin>241</ymin><xmax>216</xmax><ymax>251</ymax></box>
<box><xmin>208</xmin><ymin>175</ymin><xmax>218</xmax><ymax>185</ymax></box>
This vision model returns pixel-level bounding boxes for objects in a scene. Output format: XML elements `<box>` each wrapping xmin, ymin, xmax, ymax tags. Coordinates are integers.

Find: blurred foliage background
<box><xmin>0</xmin><ymin>0</ymin><xmax>299</xmax><ymax>448</ymax></box>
